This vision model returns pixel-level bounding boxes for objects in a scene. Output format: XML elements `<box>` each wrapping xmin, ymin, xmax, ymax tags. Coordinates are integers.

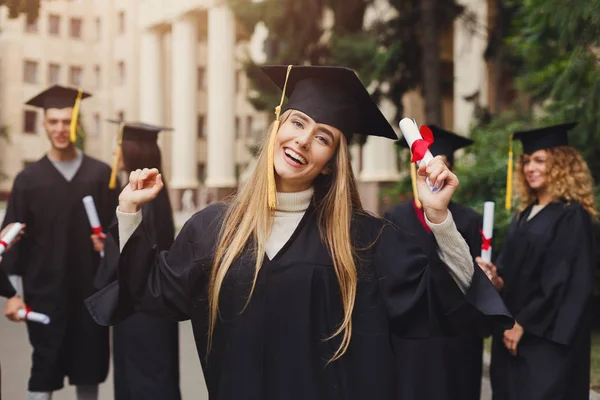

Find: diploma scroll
<box><xmin>18</xmin><ymin>307</ymin><xmax>51</xmax><ymax>325</ymax></box>
<box><xmin>0</xmin><ymin>222</ymin><xmax>23</xmax><ymax>256</ymax></box>
<box><xmin>82</xmin><ymin>195</ymin><xmax>104</xmax><ymax>258</ymax></box>
<box><xmin>398</xmin><ymin>118</ymin><xmax>442</xmax><ymax>193</ymax></box>
<box><xmin>481</xmin><ymin>201</ymin><xmax>495</xmax><ymax>263</ymax></box>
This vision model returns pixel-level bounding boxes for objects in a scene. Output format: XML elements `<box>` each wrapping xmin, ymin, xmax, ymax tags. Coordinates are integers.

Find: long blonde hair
<box><xmin>207</xmin><ymin>110</ymin><xmax>363</xmax><ymax>361</ymax></box>
<box><xmin>515</xmin><ymin>146</ymin><xmax>597</xmax><ymax>217</ymax></box>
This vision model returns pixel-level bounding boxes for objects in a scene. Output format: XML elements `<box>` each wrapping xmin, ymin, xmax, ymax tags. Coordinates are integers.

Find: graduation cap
<box><xmin>396</xmin><ymin>124</ymin><xmax>474</xmax><ymax>167</ymax></box>
<box><xmin>259</xmin><ymin>65</ymin><xmax>398</xmax><ymax>209</ymax></box>
<box><xmin>25</xmin><ymin>85</ymin><xmax>91</xmax><ymax>143</ymax></box>
<box><xmin>106</xmin><ymin>120</ymin><xmax>173</xmax><ymax>189</ymax></box>
<box><xmin>505</xmin><ymin>122</ymin><xmax>577</xmax><ymax>211</ymax></box>
<box><xmin>513</xmin><ymin>122</ymin><xmax>576</xmax><ymax>155</ymax></box>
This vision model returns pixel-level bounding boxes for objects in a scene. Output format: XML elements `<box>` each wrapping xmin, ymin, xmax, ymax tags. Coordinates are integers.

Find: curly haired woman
<box><xmin>477</xmin><ymin>123</ymin><xmax>596</xmax><ymax>400</ymax></box>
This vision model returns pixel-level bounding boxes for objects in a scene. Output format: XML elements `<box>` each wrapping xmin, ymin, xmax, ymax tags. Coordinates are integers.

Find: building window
<box><xmin>48</xmin><ymin>14</ymin><xmax>60</xmax><ymax>36</ymax></box>
<box><xmin>235</xmin><ymin>117</ymin><xmax>241</xmax><ymax>139</ymax></box>
<box><xmin>23</xmin><ymin>110</ymin><xmax>37</xmax><ymax>134</ymax></box>
<box><xmin>25</xmin><ymin>19</ymin><xmax>38</xmax><ymax>34</ymax></box>
<box><xmin>117</xmin><ymin>61</ymin><xmax>126</xmax><ymax>85</ymax></box>
<box><xmin>93</xmin><ymin>113</ymin><xmax>101</xmax><ymax>137</ymax></box>
<box><xmin>117</xmin><ymin>110</ymin><xmax>125</xmax><ymax>121</ymax></box>
<box><xmin>48</xmin><ymin>63</ymin><xmax>60</xmax><ymax>85</ymax></box>
<box><xmin>118</xmin><ymin>11</ymin><xmax>125</xmax><ymax>34</ymax></box>
<box><xmin>70</xmin><ymin>18</ymin><xmax>82</xmax><ymax>39</ymax></box>
<box><xmin>69</xmin><ymin>66</ymin><xmax>83</xmax><ymax>86</ymax></box>
<box><xmin>95</xmin><ymin>17</ymin><xmax>102</xmax><ymax>41</ymax></box>
<box><xmin>23</xmin><ymin>60</ymin><xmax>38</xmax><ymax>84</ymax></box>
<box><xmin>197</xmin><ymin>67</ymin><xmax>205</xmax><ymax>90</ymax></box>
<box><xmin>197</xmin><ymin>115</ymin><xmax>205</xmax><ymax>138</ymax></box>
<box><xmin>94</xmin><ymin>65</ymin><xmax>101</xmax><ymax>88</ymax></box>
<box><xmin>197</xmin><ymin>163</ymin><xmax>206</xmax><ymax>183</ymax></box>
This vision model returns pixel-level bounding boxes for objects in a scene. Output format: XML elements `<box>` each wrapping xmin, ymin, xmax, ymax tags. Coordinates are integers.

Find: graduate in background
<box><xmin>477</xmin><ymin>123</ymin><xmax>595</xmax><ymax>400</ymax></box>
<box><xmin>1</xmin><ymin>86</ymin><xmax>119</xmax><ymax>400</ymax></box>
<box><xmin>385</xmin><ymin>127</ymin><xmax>486</xmax><ymax>400</ymax></box>
<box><xmin>87</xmin><ymin>65</ymin><xmax>512</xmax><ymax>399</ymax></box>
<box><xmin>88</xmin><ymin>121</ymin><xmax>181</xmax><ymax>400</ymax></box>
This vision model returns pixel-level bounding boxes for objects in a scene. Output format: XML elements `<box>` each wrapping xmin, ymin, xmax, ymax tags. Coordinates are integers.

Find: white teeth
<box><xmin>284</xmin><ymin>148</ymin><xmax>307</xmax><ymax>165</ymax></box>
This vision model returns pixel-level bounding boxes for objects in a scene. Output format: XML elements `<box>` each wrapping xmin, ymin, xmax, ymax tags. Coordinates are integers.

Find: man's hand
<box><xmin>90</xmin><ymin>232</ymin><xmax>106</xmax><ymax>253</ymax></box>
<box><xmin>4</xmin><ymin>296</ymin><xmax>25</xmax><ymax>322</ymax></box>
<box><xmin>475</xmin><ymin>257</ymin><xmax>505</xmax><ymax>290</ymax></box>
<box><xmin>503</xmin><ymin>322</ymin><xmax>524</xmax><ymax>356</ymax></box>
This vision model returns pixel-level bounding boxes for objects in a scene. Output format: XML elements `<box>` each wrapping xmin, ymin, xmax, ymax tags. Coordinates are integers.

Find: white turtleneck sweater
<box><xmin>116</xmin><ymin>189</ymin><xmax>474</xmax><ymax>293</ymax></box>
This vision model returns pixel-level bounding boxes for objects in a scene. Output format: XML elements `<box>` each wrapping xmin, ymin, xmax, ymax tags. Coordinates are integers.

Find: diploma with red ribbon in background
<box><xmin>398</xmin><ymin>118</ymin><xmax>442</xmax><ymax>193</ymax></box>
<box><xmin>82</xmin><ymin>195</ymin><xmax>104</xmax><ymax>258</ymax></box>
<box><xmin>17</xmin><ymin>306</ymin><xmax>50</xmax><ymax>324</ymax></box>
<box><xmin>0</xmin><ymin>222</ymin><xmax>23</xmax><ymax>256</ymax></box>
<box><xmin>480</xmin><ymin>201</ymin><xmax>495</xmax><ymax>263</ymax></box>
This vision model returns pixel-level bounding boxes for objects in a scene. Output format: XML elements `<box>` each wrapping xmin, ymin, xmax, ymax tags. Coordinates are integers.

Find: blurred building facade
<box><xmin>0</xmin><ymin>0</ymin><xmax>509</xmax><ymax>214</ymax></box>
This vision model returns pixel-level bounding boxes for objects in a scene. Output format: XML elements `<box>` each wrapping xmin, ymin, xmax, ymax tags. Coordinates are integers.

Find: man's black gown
<box><xmin>86</xmin><ymin>202</ymin><xmax>513</xmax><ymax>400</ymax></box>
<box><xmin>1</xmin><ymin>155</ymin><xmax>118</xmax><ymax>391</ymax></box>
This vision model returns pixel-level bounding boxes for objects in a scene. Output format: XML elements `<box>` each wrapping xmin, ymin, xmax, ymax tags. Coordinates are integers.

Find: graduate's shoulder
<box><xmin>82</xmin><ymin>154</ymin><xmax>112</xmax><ymax>174</ymax></box>
<box><xmin>559</xmin><ymin>200</ymin><xmax>593</xmax><ymax>226</ymax></box>
<box><xmin>180</xmin><ymin>202</ymin><xmax>228</xmax><ymax>235</ymax></box>
<box><xmin>448</xmin><ymin>202</ymin><xmax>481</xmax><ymax>224</ymax></box>
<box><xmin>382</xmin><ymin>200</ymin><xmax>413</xmax><ymax>221</ymax></box>
<box><xmin>11</xmin><ymin>156</ymin><xmax>49</xmax><ymax>183</ymax></box>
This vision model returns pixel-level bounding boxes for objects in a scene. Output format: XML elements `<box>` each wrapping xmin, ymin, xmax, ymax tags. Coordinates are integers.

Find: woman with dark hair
<box><xmin>87</xmin><ymin>65</ymin><xmax>512</xmax><ymax>399</ymax></box>
<box><xmin>88</xmin><ymin>122</ymin><xmax>181</xmax><ymax>400</ymax></box>
<box><xmin>478</xmin><ymin>123</ymin><xmax>596</xmax><ymax>400</ymax></box>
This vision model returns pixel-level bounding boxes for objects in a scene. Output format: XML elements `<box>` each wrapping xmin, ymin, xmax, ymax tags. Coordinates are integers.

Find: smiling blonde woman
<box><xmin>87</xmin><ymin>65</ymin><xmax>512</xmax><ymax>400</ymax></box>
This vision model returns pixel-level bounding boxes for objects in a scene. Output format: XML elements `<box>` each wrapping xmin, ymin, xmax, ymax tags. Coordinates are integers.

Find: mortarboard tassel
<box><xmin>109</xmin><ymin>122</ymin><xmax>126</xmax><ymax>189</ymax></box>
<box><xmin>410</xmin><ymin>162</ymin><xmax>422</xmax><ymax>209</ymax></box>
<box><xmin>267</xmin><ymin>65</ymin><xmax>293</xmax><ymax>210</ymax></box>
<box><xmin>505</xmin><ymin>134</ymin><xmax>514</xmax><ymax>211</ymax></box>
<box><xmin>69</xmin><ymin>89</ymin><xmax>83</xmax><ymax>143</ymax></box>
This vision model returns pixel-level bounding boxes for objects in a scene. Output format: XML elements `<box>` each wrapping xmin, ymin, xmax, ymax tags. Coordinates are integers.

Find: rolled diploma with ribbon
<box><xmin>481</xmin><ymin>201</ymin><xmax>495</xmax><ymax>262</ymax></box>
<box><xmin>18</xmin><ymin>307</ymin><xmax>51</xmax><ymax>324</ymax></box>
<box><xmin>398</xmin><ymin>118</ymin><xmax>442</xmax><ymax>193</ymax></box>
<box><xmin>82</xmin><ymin>195</ymin><xmax>104</xmax><ymax>258</ymax></box>
<box><xmin>0</xmin><ymin>222</ymin><xmax>23</xmax><ymax>256</ymax></box>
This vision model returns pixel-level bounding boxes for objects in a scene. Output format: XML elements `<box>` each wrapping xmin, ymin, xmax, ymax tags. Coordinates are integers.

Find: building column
<box><xmin>170</xmin><ymin>15</ymin><xmax>200</xmax><ymax>208</ymax></box>
<box><xmin>350</xmin><ymin>143</ymin><xmax>361</xmax><ymax>178</ymax></box>
<box><xmin>453</xmin><ymin>0</ymin><xmax>489</xmax><ymax>134</ymax></box>
<box><xmin>139</xmin><ymin>29</ymin><xmax>163</xmax><ymax>124</ymax></box>
<box><xmin>205</xmin><ymin>4</ymin><xmax>236</xmax><ymax>200</ymax></box>
<box><xmin>358</xmin><ymin>99</ymin><xmax>400</xmax><ymax>215</ymax></box>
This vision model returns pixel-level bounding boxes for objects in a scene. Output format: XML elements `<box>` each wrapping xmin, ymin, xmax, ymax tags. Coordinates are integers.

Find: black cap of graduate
<box><xmin>260</xmin><ymin>65</ymin><xmax>398</xmax><ymax>141</ymax></box>
<box><xmin>25</xmin><ymin>85</ymin><xmax>91</xmax><ymax>110</ymax></box>
<box><xmin>396</xmin><ymin>124</ymin><xmax>474</xmax><ymax>166</ymax></box>
<box><xmin>513</xmin><ymin>122</ymin><xmax>576</xmax><ymax>155</ymax></box>
<box><xmin>25</xmin><ymin>85</ymin><xmax>91</xmax><ymax>143</ymax></box>
<box><xmin>105</xmin><ymin>120</ymin><xmax>173</xmax><ymax>189</ymax></box>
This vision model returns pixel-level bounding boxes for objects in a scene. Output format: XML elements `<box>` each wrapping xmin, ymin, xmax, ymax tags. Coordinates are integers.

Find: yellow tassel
<box><xmin>410</xmin><ymin>162</ymin><xmax>422</xmax><ymax>209</ymax></box>
<box><xmin>267</xmin><ymin>65</ymin><xmax>293</xmax><ymax>210</ymax></box>
<box><xmin>109</xmin><ymin>122</ymin><xmax>126</xmax><ymax>189</ymax></box>
<box><xmin>505</xmin><ymin>134</ymin><xmax>514</xmax><ymax>211</ymax></box>
<box><xmin>69</xmin><ymin>89</ymin><xmax>83</xmax><ymax>143</ymax></box>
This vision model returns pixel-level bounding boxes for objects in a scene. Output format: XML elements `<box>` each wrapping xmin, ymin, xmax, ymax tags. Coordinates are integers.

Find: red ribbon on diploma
<box><xmin>480</xmin><ymin>229</ymin><xmax>492</xmax><ymax>251</ymax></box>
<box><xmin>24</xmin><ymin>305</ymin><xmax>32</xmax><ymax>319</ymax></box>
<box><xmin>91</xmin><ymin>226</ymin><xmax>103</xmax><ymax>235</ymax></box>
<box><xmin>411</xmin><ymin>125</ymin><xmax>434</xmax><ymax>163</ymax></box>
<box><xmin>0</xmin><ymin>240</ymin><xmax>7</xmax><ymax>248</ymax></box>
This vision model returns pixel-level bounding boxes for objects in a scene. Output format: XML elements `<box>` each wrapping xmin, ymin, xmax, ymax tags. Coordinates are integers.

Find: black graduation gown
<box><xmin>86</xmin><ymin>202</ymin><xmax>513</xmax><ymax>400</ymax></box>
<box><xmin>0</xmin><ymin>155</ymin><xmax>118</xmax><ymax>392</ymax></box>
<box><xmin>490</xmin><ymin>201</ymin><xmax>594</xmax><ymax>400</ymax></box>
<box><xmin>0</xmin><ymin>269</ymin><xmax>16</xmax><ymax>298</ymax></box>
<box><xmin>87</xmin><ymin>189</ymin><xmax>182</xmax><ymax>400</ymax></box>
<box><xmin>384</xmin><ymin>201</ymin><xmax>486</xmax><ymax>400</ymax></box>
